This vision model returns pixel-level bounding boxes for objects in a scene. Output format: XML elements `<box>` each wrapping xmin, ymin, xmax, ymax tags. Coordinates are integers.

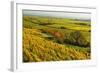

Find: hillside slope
<box><xmin>23</xmin><ymin>28</ymin><xmax>90</xmax><ymax>62</ymax></box>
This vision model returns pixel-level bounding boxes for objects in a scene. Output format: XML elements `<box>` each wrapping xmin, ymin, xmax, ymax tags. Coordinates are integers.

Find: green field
<box><xmin>23</xmin><ymin>15</ymin><xmax>91</xmax><ymax>62</ymax></box>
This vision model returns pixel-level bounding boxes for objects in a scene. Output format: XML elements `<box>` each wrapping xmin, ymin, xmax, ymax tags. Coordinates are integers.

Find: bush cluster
<box><xmin>64</xmin><ymin>31</ymin><xmax>90</xmax><ymax>47</ymax></box>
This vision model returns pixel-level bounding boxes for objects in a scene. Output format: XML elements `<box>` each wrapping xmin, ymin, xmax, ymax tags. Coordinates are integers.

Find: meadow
<box><xmin>23</xmin><ymin>15</ymin><xmax>91</xmax><ymax>62</ymax></box>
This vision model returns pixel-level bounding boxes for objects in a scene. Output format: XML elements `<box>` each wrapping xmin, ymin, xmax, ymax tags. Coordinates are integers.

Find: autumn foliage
<box><xmin>23</xmin><ymin>16</ymin><xmax>91</xmax><ymax>62</ymax></box>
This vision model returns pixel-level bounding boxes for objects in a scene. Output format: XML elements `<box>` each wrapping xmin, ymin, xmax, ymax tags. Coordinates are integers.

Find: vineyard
<box><xmin>23</xmin><ymin>16</ymin><xmax>91</xmax><ymax>62</ymax></box>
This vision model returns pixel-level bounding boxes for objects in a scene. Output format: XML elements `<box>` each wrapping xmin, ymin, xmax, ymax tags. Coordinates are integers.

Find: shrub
<box><xmin>60</xmin><ymin>26</ymin><xmax>66</xmax><ymax>29</ymax></box>
<box><xmin>64</xmin><ymin>31</ymin><xmax>89</xmax><ymax>47</ymax></box>
<box><xmin>88</xmin><ymin>30</ymin><xmax>91</xmax><ymax>32</ymax></box>
<box><xmin>75</xmin><ymin>22</ymin><xmax>87</xmax><ymax>25</ymax></box>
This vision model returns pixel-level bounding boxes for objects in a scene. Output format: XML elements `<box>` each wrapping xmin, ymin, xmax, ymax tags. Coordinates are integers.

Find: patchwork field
<box><xmin>23</xmin><ymin>16</ymin><xmax>91</xmax><ymax>62</ymax></box>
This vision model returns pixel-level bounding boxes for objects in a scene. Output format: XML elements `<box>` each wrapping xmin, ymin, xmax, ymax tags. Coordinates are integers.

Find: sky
<box><xmin>23</xmin><ymin>10</ymin><xmax>91</xmax><ymax>20</ymax></box>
